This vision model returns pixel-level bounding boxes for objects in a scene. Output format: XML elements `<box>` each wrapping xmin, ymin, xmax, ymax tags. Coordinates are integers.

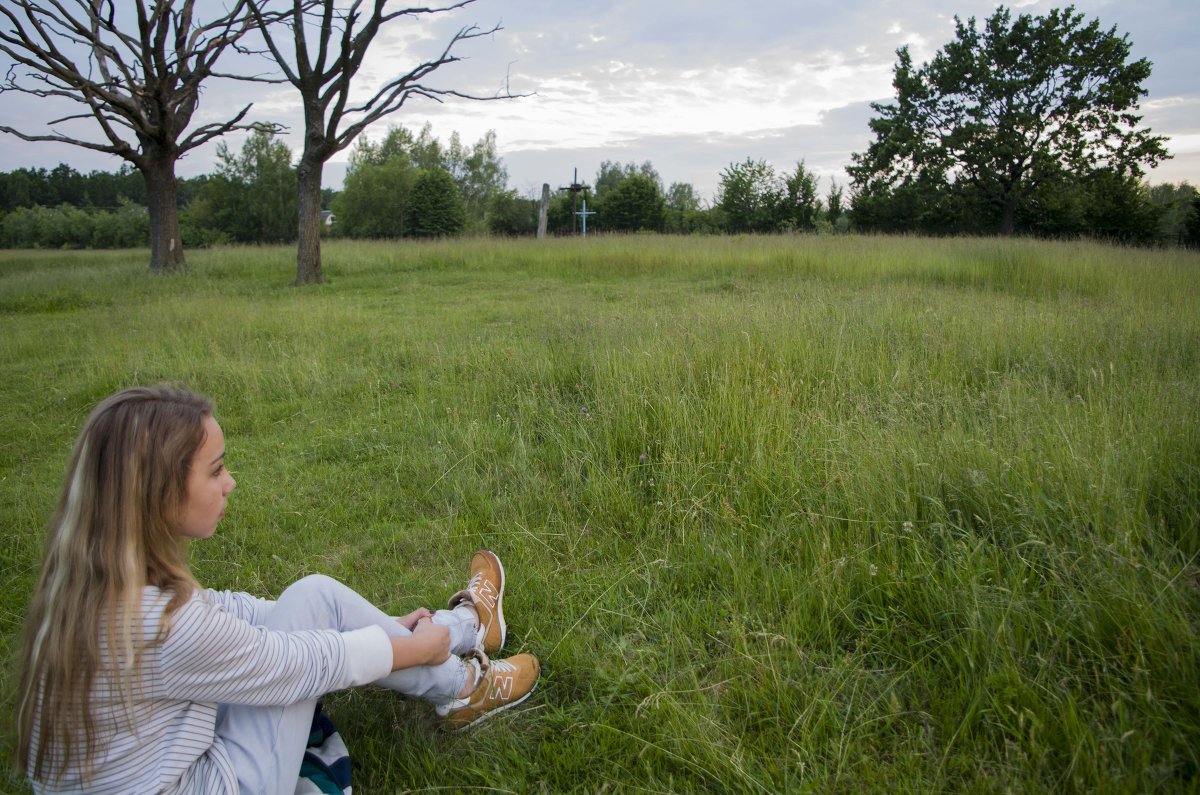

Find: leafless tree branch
<box><xmin>0</xmin><ymin>0</ymin><xmax>269</xmax><ymax>165</ymax></box>
<box><xmin>0</xmin><ymin>0</ymin><xmax>280</xmax><ymax>271</ymax></box>
<box><xmin>246</xmin><ymin>0</ymin><xmax>527</xmax><ymax>283</ymax></box>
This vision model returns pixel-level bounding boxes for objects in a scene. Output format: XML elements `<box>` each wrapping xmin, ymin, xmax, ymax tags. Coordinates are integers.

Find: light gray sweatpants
<box><xmin>214</xmin><ymin>574</ymin><xmax>477</xmax><ymax>795</ymax></box>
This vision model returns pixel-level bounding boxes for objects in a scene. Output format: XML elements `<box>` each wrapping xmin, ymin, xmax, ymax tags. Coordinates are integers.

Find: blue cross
<box><xmin>575</xmin><ymin>199</ymin><xmax>597</xmax><ymax>238</ymax></box>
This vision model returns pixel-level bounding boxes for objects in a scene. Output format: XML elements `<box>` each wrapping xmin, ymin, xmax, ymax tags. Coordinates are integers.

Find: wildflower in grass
<box><xmin>870</xmin><ymin>564</ymin><xmax>878</xmax><ymax>577</ymax></box>
<box><xmin>639</xmin><ymin>453</ymin><xmax>647</xmax><ymax>463</ymax></box>
<box><xmin>902</xmin><ymin>521</ymin><xmax>914</xmax><ymax>534</ymax></box>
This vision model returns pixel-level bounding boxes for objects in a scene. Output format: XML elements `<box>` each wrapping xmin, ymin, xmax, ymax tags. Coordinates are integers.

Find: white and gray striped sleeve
<box><xmin>205</xmin><ymin>588</ymin><xmax>276</xmax><ymax>625</ymax></box>
<box><xmin>157</xmin><ymin>596</ymin><xmax>393</xmax><ymax>706</ymax></box>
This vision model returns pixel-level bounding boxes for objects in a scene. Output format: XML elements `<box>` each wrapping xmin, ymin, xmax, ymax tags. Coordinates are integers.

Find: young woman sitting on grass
<box><xmin>15</xmin><ymin>386</ymin><xmax>540</xmax><ymax>794</ymax></box>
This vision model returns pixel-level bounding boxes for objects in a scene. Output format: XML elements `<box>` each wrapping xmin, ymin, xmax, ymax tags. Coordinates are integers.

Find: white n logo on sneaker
<box><xmin>474</xmin><ymin>579</ymin><xmax>498</xmax><ymax>609</ymax></box>
<box><xmin>488</xmin><ymin>676</ymin><xmax>514</xmax><ymax>701</ymax></box>
<box><xmin>487</xmin><ymin>670</ymin><xmax>514</xmax><ymax>702</ymax></box>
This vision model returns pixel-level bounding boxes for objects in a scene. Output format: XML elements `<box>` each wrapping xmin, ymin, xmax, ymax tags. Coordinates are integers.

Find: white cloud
<box><xmin>1164</xmin><ymin>133</ymin><xmax>1200</xmax><ymax>154</ymax></box>
<box><xmin>0</xmin><ymin>0</ymin><xmax>1195</xmax><ymax>194</ymax></box>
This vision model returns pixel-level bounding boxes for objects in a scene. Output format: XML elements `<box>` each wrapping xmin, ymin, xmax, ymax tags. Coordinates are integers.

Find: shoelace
<box><xmin>465</xmin><ymin>646</ymin><xmax>491</xmax><ymax>673</ymax></box>
<box><xmin>460</xmin><ymin>573</ymin><xmax>491</xmax><ymax>649</ymax></box>
<box><xmin>490</xmin><ymin>659</ymin><xmax>516</xmax><ymax>674</ymax></box>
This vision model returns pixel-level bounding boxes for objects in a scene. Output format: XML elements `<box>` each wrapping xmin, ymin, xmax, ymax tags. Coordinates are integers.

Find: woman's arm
<box><xmin>161</xmin><ymin>596</ymin><xmax>394</xmax><ymax>705</ymax></box>
<box><xmin>389</xmin><ymin>618</ymin><xmax>450</xmax><ymax>671</ymax></box>
<box><xmin>205</xmin><ymin>589</ymin><xmax>276</xmax><ymax>625</ymax></box>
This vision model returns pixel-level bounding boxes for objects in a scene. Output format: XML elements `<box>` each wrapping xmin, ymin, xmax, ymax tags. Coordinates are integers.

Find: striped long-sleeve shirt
<box><xmin>31</xmin><ymin>586</ymin><xmax>393</xmax><ymax>795</ymax></box>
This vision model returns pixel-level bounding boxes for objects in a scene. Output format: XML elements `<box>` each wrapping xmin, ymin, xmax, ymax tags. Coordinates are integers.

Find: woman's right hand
<box><xmin>389</xmin><ymin>618</ymin><xmax>451</xmax><ymax>670</ymax></box>
<box><xmin>410</xmin><ymin>618</ymin><xmax>451</xmax><ymax>664</ymax></box>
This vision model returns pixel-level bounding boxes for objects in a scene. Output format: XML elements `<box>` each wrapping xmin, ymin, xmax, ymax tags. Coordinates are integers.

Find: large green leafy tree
<box><xmin>664</xmin><ymin>182</ymin><xmax>708</xmax><ymax>234</ymax></box>
<box><xmin>332</xmin><ymin>154</ymin><xmax>416</xmax><ymax>239</ymax></box>
<box><xmin>336</xmin><ymin>123</ymin><xmax>506</xmax><ymax>236</ymax></box>
<box><xmin>717</xmin><ymin>158</ymin><xmax>782</xmax><ymax>233</ymax></box>
<box><xmin>594</xmin><ymin>160</ymin><xmax>662</xmax><ymax>198</ymax></box>
<box><xmin>849</xmin><ymin>5</ymin><xmax>1169</xmax><ymax>235</ymax></box>
<box><xmin>189</xmin><ymin>129</ymin><xmax>297</xmax><ymax>244</ymax></box>
<box><xmin>826</xmin><ymin>179</ymin><xmax>846</xmax><ymax>229</ymax></box>
<box><xmin>780</xmin><ymin>161</ymin><xmax>820</xmax><ymax>232</ymax></box>
<box><xmin>485</xmin><ymin>189</ymin><xmax>538</xmax><ymax>236</ymax></box>
<box><xmin>602</xmin><ymin>174</ymin><xmax>665</xmax><ymax>232</ymax></box>
<box><xmin>407</xmin><ymin>168</ymin><xmax>466</xmax><ymax>237</ymax></box>
<box><xmin>350</xmin><ymin>124</ymin><xmax>435</xmax><ymax>170</ymax></box>
<box><xmin>445</xmin><ymin>130</ymin><xmax>508</xmax><ymax>231</ymax></box>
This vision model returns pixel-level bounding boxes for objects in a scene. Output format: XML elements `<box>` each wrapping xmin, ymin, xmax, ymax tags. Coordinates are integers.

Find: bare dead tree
<box><xmin>249</xmin><ymin>0</ymin><xmax>518</xmax><ymax>285</ymax></box>
<box><xmin>0</xmin><ymin>1</ymin><xmax>269</xmax><ymax>272</ymax></box>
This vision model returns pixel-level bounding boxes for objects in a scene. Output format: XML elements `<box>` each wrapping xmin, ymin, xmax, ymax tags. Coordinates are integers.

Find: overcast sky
<box><xmin>1</xmin><ymin>0</ymin><xmax>1196</xmax><ymax>203</ymax></box>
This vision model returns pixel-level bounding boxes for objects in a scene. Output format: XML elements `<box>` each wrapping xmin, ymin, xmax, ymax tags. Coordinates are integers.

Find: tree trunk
<box><xmin>295</xmin><ymin>156</ymin><xmax>325</xmax><ymax>285</ymax></box>
<box><xmin>142</xmin><ymin>154</ymin><xmax>186</xmax><ymax>273</ymax></box>
<box><xmin>1000</xmin><ymin>194</ymin><xmax>1018</xmax><ymax>235</ymax></box>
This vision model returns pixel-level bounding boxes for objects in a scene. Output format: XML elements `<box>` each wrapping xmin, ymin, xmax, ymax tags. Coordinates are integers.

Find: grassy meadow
<box><xmin>1</xmin><ymin>234</ymin><xmax>1198</xmax><ymax>792</ymax></box>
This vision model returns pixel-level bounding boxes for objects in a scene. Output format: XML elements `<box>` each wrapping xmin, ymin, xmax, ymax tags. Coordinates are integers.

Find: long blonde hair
<box><xmin>15</xmin><ymin>386</ymin><xmax>214</xmax><ymax>782</ymax></box>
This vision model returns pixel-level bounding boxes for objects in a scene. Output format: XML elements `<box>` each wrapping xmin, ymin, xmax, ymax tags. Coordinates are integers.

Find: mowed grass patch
<box><xmin>1</xmin><ymin>235</ymin><xmax>1198</xmax><ymax>792</ymax></box>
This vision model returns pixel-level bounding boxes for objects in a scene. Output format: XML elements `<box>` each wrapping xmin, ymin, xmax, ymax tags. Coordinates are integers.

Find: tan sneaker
<box><xmin>448</xmin><ymin>550</ymin><xmax>505</xmax><ymax>655</ymax></box>
<box><xmin>437</xmin><ymin>653</ymin><xmax>540</xmax><ymax>731</ymax></box>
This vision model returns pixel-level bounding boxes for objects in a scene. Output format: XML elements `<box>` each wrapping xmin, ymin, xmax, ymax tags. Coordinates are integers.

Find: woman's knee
<box><xmin>279</xmin><ymin>573</ymin><xmax>345</xmax><ymax>602</ymax></box>
<box><xmin>269</xmin><ymin>574</ymin><xmax>349</xmax><ymax>630</ymax></box>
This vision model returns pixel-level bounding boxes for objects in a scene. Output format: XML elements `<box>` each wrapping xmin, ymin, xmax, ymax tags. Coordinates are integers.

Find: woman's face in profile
<box><xmin>175</xmin><ymin>416</ymin><xmax>235</xmax><ymax>539</ymax></box>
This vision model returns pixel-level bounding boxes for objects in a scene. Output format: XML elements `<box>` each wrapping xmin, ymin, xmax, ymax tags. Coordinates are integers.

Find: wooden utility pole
<box><xmin>558</xmin><ymin>168</ymin><xmax>589</xmax><ymax>235</ymax></box>
<box><xmin>537</xmin><ymin>183</ymin><xmax>549</xmax><ymax>239</ymax></box>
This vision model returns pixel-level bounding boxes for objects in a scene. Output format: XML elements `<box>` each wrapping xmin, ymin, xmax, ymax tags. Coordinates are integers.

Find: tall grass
<box><xmin>2</xmin><ymin>235</ymin><xmax>1198</xmax><ymax>792</ymax></box>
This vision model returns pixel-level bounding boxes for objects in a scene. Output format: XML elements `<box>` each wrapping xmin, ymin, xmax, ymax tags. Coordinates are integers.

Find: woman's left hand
<box><xmin>397</xmin><ymin>607</ymin><xmax>433</xmax><ymax>631</ymax></box>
